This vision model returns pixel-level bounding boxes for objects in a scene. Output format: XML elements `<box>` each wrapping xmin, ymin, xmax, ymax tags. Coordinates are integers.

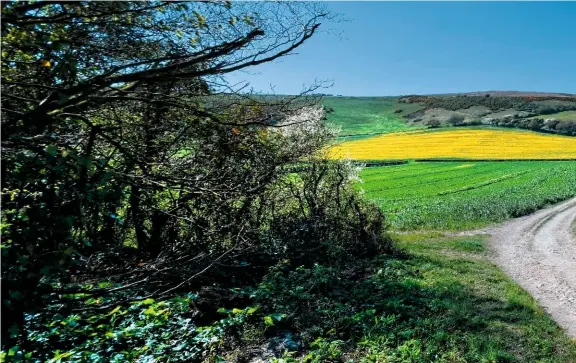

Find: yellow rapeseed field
<box><xmin>329</xmin><ymin>129</ymin><xmax>576</xmax><ymax>160</ymax></box>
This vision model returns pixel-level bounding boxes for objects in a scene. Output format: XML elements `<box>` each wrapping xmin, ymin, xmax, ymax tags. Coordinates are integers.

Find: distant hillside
<box><xmin>322</xmin><ymin>93</ymin><xmax>576</xmax><ymax>139</ymax></box>
<box><xmin>427</xmin><ymin>91</ymin><xmax>576</xmax><ymax>98</ymax></box>
<box><xmin>322</xmin><ymin>97</ymin><xmax>425</xmax><ymax>139</ymax></box>
<box><xmin>398</xmin><ymin>93</ymin><xmax>576</xmax><ymax>136</ymax></box>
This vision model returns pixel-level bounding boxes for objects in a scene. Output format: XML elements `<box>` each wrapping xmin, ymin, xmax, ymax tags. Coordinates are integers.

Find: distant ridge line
<box><xmin>422</xmin><ymin>91</ymin><xmax>576</xmax><ymax>97</ymax></box>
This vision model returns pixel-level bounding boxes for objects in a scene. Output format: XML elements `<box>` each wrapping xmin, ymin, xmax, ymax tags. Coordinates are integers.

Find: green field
<box><xmin>359</xmin><ymin>161</ymin><xmax>576</xmax><ymax>230</ymax></box>
<box><xmin>323</xmin><ymin>97</ymin><xmax>424</xmax><ymax>139</ymax></box>
<box><xmin>530</xmin><ymin>110</ymin><xmax>576</xmax><ymax>120</ymax></box>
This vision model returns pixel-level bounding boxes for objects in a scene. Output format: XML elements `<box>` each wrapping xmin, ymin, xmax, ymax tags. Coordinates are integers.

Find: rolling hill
<box><xmin>323</xmin><ymin>93</ymin><xmax>576</xmax><ymax>138</ymax></box>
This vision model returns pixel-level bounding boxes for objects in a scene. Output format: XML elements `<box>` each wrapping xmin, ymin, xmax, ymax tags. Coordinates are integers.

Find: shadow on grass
<box><xmin>252</xmin><ymin>236</ymin><xmax>576</xmax><ymax>362</ymax></box>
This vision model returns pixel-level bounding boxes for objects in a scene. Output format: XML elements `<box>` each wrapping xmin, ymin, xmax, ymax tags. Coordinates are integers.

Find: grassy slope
<box><xmin>359</xmin><ymin>161</ymin><xmax>576</xmax><ymax>230</ymax></box>
<box><xmin>276</xmin><ymin>234</ymin><xmax>576</xmax><ymax>362</ymax></box>
<box><xmin>323</xmin><ymin>97</ymin><xmax>424</xmax><ymax>140</ymax></box>
<box><xmin>323</xmin><ymin>95</ymin><xmax>576</xmax><ymax>137</ymax></box>
<box><xmin>530</xmin><ymin>110</ymin><xmax>576</xmax><ymax>120</ymax></box>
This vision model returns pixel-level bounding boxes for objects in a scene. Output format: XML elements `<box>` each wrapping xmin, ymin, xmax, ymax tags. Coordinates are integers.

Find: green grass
<box><xmin>323</xmin><ymin>97</ymin><xmax>424</xmax><ymax>140</ymax></box>
<box><xmin>358</xmin><ymin>161</ymin><xmax>576</xmax><ymax>230</ymax></box>
<box><xmin>530</xmin><ymin>110</ymin><xmax>576</xmax><ymax>120</ymax></box>
<box><xmin>376</xmin><ymin>233</ymin><xmax>576</xmax><ymax>362</ymax></box>
<box><xmin>271</xmin><ymin>234</ymin><xmax>576</xmax><ymax>362</ymax></box>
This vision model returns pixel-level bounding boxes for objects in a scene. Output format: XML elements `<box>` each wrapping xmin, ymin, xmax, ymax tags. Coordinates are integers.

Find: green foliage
<box><xmin>359</xmin><ymin>161</ymin><xmax>576</xmax><ymax>230</ymax></box>
<box><xmin>406</xmin><ymin>95</ymin><xmax>576</xmax><ymax>114</ymax></box>
<box><xmin>426</xmin><ymin>119</ymin><xmax>441</xmax><ymax>128</ymax></box>
<box><xmin>2</xmin><ymin>295</ymin><xmax>261</xmax><ymax>362</ymax></box>
<box><xmin>427</xmin><ymin>95</ymin><xmax>533</xmax><ymax>112</ymax></box>
<box><xmin>242</xmin><ymin>235</ymin><xmax>576</xmax><ymax>362</ymax></box>
<box><xmin>481</xmin><ymin>116</ymin><xmax>576</xmax><ymax>136</ymax></box>
<box><xmin>1</xmin><ymin>2</ymin><xmax>394</xmax><ymax>358</ymax></box>
<box><xmin>446</xmin><ymin>113</ymin><xmax>465</xmax><ymax>126</ymax></box>
<box><xmin>265</xmin><ymin>161</ymin><xmax>395</xmax><ymax>265</ymax></box>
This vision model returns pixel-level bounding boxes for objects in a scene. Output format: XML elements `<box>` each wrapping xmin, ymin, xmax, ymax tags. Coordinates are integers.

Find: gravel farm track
<box><xmin>487</xmin><ymin>197</ymin><xmax>576</xmax><ymax>338</ymax></box>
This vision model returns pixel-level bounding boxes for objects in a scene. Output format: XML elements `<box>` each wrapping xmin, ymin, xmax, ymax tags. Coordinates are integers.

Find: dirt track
<box><xmin>488</xmin><ymin>197</ymin><xmax>576</xmax><ymax>338</ymax></box>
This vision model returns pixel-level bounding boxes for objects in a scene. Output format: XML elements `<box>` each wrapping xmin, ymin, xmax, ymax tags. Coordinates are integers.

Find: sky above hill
<box><xmin>225</xmin><ymin>2</ymin><xmax>576</xmax><ymax>96</ymax></box>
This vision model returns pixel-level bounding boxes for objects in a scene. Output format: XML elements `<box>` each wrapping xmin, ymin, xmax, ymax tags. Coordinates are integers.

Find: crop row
<box><xmin>359</xmin><ymin>161</ymin><xmax>576</xmax><ymax>230</ymax></box>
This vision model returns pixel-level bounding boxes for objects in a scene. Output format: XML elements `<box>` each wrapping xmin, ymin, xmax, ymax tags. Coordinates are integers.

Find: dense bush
<box><xmin>554</xmin><ymin>120</ymin><xmax>576</xmax><ymax>135</ymax></box>
<box><xmin>401</xmin><ymin>95</ymin><xmax>576</xmax><ymax>115</ymax></box>
<box><xmin>1</xmin><ymin>1</ymin><xmax>392</xmax><ymax>360</ymax></box>
<box><xmin>402</xmin><ymin>94</ymin><xmax>576</xmax><ymax>135</ymax></box>
<box><xmin>446</xmin><ymin>114</ymin><xmax>465</xmax><ymax>126</ymax></box>
<box><xmin>484</xmin><ymin>116</ymin><xmax>576</xmax><ymax>136</ymax></box>
<box><xmin>428</xmin><ymin>96</ymin><xmax>531</xmax><ymax>112</ymax></box>
<box><xmin>528</xmin><ymin>119</ymin><xmax>543</xmax><ymax>130</ymax></box>
<box><xmin>426</xmin><ymin>119</ymin><xmax>441</xmax><ymax>128</ymax></box>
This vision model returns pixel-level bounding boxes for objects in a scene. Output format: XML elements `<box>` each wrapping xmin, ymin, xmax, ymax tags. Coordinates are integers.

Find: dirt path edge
<box><xmin>488</xmin><ymin>197</ymin><xmax>576</xmax><ymax>338</ymax></box>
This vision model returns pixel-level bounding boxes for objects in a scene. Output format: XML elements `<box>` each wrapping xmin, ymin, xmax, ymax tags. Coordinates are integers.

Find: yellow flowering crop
<box><xmin>329</xmin><ymin>129</ymin><xmax>576</xmax><ymax>160</ymax></box>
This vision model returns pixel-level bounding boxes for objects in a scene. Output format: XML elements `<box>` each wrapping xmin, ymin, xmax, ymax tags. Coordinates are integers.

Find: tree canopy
<box><xmin>1</xmin><ymin>1</ymin><xmax>392</xmax><ymax>360</ymax></box>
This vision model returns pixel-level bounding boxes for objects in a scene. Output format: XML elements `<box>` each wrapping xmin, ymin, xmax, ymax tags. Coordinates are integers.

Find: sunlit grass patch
<box><xmin>358</xmin><ymin>161</ymin><xmax>576</xmax><ymax>230</ymax></box>
<box><xmin>530</xmin><ymin>110</ymin><xmax>576</xmax><ymax>121</ymax></box>
<box><xmin>322</xmin><ymin>97</ymin><xmax>425</xmax><ymax>139</ymax></box>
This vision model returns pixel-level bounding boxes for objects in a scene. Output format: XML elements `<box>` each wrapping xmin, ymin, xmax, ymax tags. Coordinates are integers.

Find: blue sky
<box><xmin>226</xmin><ymin>2</ymin><xmax>576</xmax><ymax>96</ymax></box>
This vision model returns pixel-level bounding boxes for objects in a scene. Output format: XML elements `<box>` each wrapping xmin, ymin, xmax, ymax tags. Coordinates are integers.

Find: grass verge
<box><xmin>244</xmin><ymin>234</ymin><xmax>576</xmax><ymax>362</ymax></box>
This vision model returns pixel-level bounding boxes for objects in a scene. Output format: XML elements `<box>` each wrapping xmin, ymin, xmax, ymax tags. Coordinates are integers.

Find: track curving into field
<box><xmin>488</xmin><ymin>197</ymin><xmax>576</xmax><ymax>338</ymax></box>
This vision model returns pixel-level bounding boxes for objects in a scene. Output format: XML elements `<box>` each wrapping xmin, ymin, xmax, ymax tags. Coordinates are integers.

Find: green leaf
<box><xmin>264</xmin><ymin>316</ymin><xmax>274</xmax><ymax>326</ymax></box>
<box><xmin>106</xmin><ymin>306</ymin><xmax>122</xmax><ymax>316</ymax></box>
<box><xmin>244</xmin><ymin>15</ymin><xmax>254</xmax><ymax>26</ymax></box>
<box><xmin>270</xmin><ymin>313</ymin><xmax>285</xmax><ymax>321</ymax></box>
<box><xmin>141</xmin><ymin>298</ymin><xmax>155</xmax><ymax>305</ymax></box>
<box><xmin>231</xmin><ymin>308</ymin><xmax>243</xmax><ymax>314</ymax></box>
<box><xmin>247</xmin><ymin>306</ymin><xmax>259</xmax><ymax>315</ymax></box>
<box><xmin>7</xmin><ymin>346</ymin><xmax>18</xmax><ymax>356</ymax></box>
<box><xmin>77</xmin><ymin>156</ymin><xmax>93</xmax><ymax>168</ymax></box>
<box><xmin>45</xmin><ymin>144</ymin><xmax>58</xmax><ymax>157</ymax></box>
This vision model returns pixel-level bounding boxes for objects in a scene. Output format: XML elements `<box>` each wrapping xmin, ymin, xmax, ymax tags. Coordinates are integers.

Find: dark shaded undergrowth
<box><xmin>12</xmin><ymin>234</ymin><xmax>576</xmax><ymax>362</ymax></box>
<box><xmin>222</xmin><ymin>234</ymin><xmax>576</xmax><ymax>362</ymax></box>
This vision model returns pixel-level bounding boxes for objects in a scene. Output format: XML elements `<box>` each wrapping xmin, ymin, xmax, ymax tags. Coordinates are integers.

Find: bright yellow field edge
<box><xmin>328</xmin><ymin>128</ymin><xmax>576</xmax><ymax>160</ymax></box>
